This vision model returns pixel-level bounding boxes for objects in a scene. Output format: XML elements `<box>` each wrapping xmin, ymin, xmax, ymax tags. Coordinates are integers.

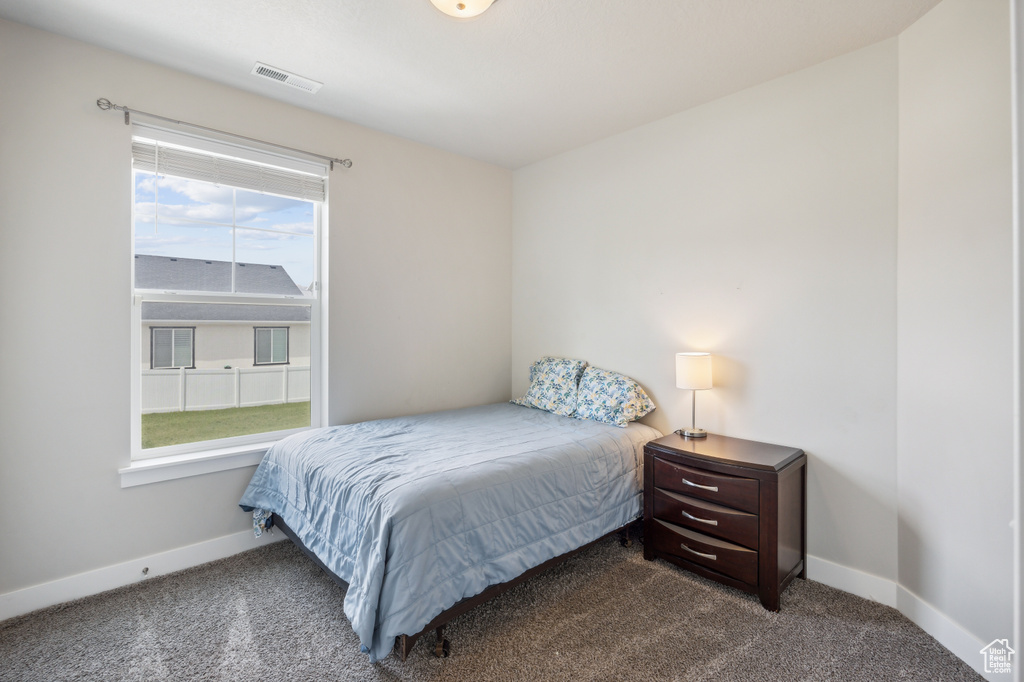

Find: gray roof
<box><xmin>142</xmin><ymin>302</ymin><xmax>310</xmax><ymax>322</ymax></box>
<box><xmin>136</xmin><ymin>255</ymin><xmax>310</xmax><ymax>323</ymax></box>
<box><xmin>135</xmin><ymin>254</ymin><xmax>304</xmax><ymax>295</ymax></box>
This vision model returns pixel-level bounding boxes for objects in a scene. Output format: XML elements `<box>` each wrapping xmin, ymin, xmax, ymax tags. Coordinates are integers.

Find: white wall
<box><xmin>511</xmin><ymin>0</ymin><xmax>1017</xmax><ymax>671</ymax></box>
<box><xmin>1015</xmin><ymin>1</ymin><xmax>1024</xmax><ymax>674</ymax></box>
<box><xmin>513</xmin><ymin>41</ymin><xmax>900</xmax><ymax>583</ymax></box>
<box><xmin>0</xmin><ymin>19</ymin><xmax>512</xmax><ymax>596</ymax></box>
<box><xmin>897</xmin><ymin>0</ymin><xmax>1014</xmax><ymax>646</ymax></box>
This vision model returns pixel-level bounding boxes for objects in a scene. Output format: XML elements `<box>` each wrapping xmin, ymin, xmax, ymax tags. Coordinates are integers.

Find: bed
<box><xmin>239</xmin><ymin>364</ymin><xmax>660</xmax><ymax>661</ymax></box>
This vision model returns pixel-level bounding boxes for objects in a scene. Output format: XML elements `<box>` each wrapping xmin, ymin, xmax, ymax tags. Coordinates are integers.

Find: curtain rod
<box><xmin>96</xmin><ymin>98</ymin><xmax>353</xmax><ymax>170</ymax></box>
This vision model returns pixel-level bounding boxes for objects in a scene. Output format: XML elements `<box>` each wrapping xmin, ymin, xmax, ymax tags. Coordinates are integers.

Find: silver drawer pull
<box><xmin>680</xmin><ymin>543</ymin><xmax>716</xmax><ymax>561</ymax></box>
<box><xmin>680</xmin><ymin>509</ymin><xmax>718</xmax><ymax>526</ymax></box>
<box><xmin>681</xmin><ymin>477</ymin><xmax>718</xmax><ymax>492</ymax></box>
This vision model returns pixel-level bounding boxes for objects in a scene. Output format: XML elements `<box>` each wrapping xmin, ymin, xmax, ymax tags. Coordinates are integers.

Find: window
<box><xmin>131</xmin><ymin>125</ymin><xmax>325</xmax><ymax>460</ymax></box>
<box><xmin>255</xmin><ymin>327</ymin><xmax>289</xmax><ymax>365</ymax></box>
<box><xmin>151</xmin><ymin>327</ymin><xmax>195</xmax><ymax>369</ymax></box>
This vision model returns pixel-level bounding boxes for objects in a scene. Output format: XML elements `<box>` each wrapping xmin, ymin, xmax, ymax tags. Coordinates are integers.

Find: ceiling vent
<box><xmin>250</xmin><ymin>62</ymin><xmax>323</xmax><ymax>94</ymax></box>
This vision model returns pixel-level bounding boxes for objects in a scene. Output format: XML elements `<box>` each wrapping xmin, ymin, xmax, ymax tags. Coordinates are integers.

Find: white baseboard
<box><xmin>806</xmin><ymin>553</ymin><xmax>898</xmax><ymax>607</ymax></box>
<box><xmin>807</xmin><ymin>554</ymin><xmax>995</xmax><ymax>680</ymax></box>
<box><xmin>897</xmin><ymin>586</ymin><xmax>1001</xmax><ymax>681</ymax></box>
<box><xmin>0</xmin><ymin>529</ymin><xmax>285</xmax><ymax>623</ymax></box>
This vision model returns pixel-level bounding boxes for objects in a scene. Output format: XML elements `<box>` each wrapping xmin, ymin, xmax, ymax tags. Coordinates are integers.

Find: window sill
<box><xmin>119</xmin><ymin>441</ymin><xmax>274</xmax><ymax>488</ymax></box>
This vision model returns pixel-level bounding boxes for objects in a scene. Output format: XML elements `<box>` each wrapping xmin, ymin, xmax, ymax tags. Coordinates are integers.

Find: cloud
<box><xmin>239</xmin><ymin>223</ymin><xmax>315</xmax><ymax>237</ymax></box>
<box><xmin>135</xmin><ymin>228</ymin><xmax>230</xmax><ymax>255</ymax></box>
<box><xmin>134</xmin><ymin>172</ymin><xmax>316</xmax><ymax>285</ymax></box>
<box><xmin>134</xmin><ymin>174</ymin><xmax>314</xmax><ymax>230</ymax></box>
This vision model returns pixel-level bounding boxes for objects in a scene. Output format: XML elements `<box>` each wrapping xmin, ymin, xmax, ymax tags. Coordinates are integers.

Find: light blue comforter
<box><xmin>239</xmin><ymin>402</ymin><xmax>661</xmax><ymax>661</ymax></box>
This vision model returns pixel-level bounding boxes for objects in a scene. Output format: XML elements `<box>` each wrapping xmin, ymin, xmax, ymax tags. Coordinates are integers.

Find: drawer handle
<box><xmin>681</xmin><ymin>477</ymin><xmax>718</xmax><ymax>493</ymax></box>
<box><xmin>680</xmin><ymin>542</ymin><xmax>717</xmax><ymax>561</ymax></box>
<box><xmin>680</xmin><ymin>509</ymin><xmax>718</xmax><ymax>526</ymax></box>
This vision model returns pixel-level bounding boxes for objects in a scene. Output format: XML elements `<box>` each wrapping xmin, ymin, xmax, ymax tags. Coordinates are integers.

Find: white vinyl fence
<box><xmin>141</xmin><ymin>366</ymin><xmax>310</xmax><ymax>413</ymax></box>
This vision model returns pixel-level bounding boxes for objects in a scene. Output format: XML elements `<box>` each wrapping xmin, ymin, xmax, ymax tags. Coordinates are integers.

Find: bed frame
<box><xmin>272</xmin><ymin>513</ymin><xmax>637</xmax><ymax>660</ymax></box>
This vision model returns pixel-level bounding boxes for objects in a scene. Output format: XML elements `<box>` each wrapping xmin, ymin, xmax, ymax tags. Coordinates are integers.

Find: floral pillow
<box><xmin>511</xmin><ymin>357</ymin><xmax>588</xmax><ymax>416</ymax></box>
<box><xmin>574</xmin><ymin>366</ymin><xmax>656</xmax><ymax>427</ymax></box>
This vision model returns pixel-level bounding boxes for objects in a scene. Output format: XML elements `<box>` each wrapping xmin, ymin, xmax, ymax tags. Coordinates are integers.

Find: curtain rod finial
<box><xmin>95</xmin><ymin>97</ymin><xmax>129</xmax><ymax>123</ymax></box>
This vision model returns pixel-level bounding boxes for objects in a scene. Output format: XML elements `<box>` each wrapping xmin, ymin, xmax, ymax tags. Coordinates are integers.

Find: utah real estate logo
<box><xmin>980</xmin><ymin>639</ymin><xmax>1015</xmax><ymax>675</ymax></box>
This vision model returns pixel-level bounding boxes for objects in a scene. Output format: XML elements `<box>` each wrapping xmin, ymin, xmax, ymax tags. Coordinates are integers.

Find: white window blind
<box><xmin>132</xmin><ymin>139</ymin><xmax>325</xmax><ymax>202</ymax></box>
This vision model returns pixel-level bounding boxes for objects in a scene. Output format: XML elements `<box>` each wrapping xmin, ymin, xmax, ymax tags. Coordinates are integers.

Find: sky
<box><xmin>134</xmin><ymin>172</ymin><xmax>316</xmax><ymax>289</ymax></box>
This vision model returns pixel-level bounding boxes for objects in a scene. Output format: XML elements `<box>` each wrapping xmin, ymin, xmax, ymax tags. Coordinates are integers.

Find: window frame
<box><xmin>128</xmin><ymin>122</ymin><xmax>327</xmax><ymax>468</ymax></box>
<box><xmin>254</xmin><ymin>326</ymin><xmax>290</xmax><ymax>366</ymax></box>
<box><xmin>150</xmin><ymin>326</ymin><xmax>196</xmax><ymax>370</ymax></box>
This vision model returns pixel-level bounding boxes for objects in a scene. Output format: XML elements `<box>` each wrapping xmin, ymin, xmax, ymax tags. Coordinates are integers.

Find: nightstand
<box><xmin>643</xmin><ymin>432</ymin><xmax>806</xmax><ymax>611</ymax></box>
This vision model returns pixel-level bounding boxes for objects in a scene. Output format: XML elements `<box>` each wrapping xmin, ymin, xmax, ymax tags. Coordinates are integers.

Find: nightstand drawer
<box><xmin>650</xmin><ymin>519</ymin><xmax>758</xmax><ymax>585</ymax></box>
<box><xmin>652</xmin><ymin>488</ymin><xmax>758</xmax><ymax>550</ymax></box>
<box><xmin>653</xmin><ymin>457</ymin><xmax>759</xmax><ymax>513</ymax></box>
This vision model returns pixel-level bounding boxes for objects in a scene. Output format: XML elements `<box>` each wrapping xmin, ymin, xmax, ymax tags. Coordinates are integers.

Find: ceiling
<box><xmin>0</xmin><ymin>0</ymin><xmax>940</xmax><ymax>169</ymax></box>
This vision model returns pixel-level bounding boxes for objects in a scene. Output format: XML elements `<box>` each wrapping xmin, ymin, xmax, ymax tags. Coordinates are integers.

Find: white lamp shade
<box><xmin>676</xmin><ymin>352</ymin><xmax>712</xmax><ymax>390</ymax></box>
<box><xmin>429</xmin><ymin>0</ymin><xmax>494</xmax><ymax>18</ymax></box>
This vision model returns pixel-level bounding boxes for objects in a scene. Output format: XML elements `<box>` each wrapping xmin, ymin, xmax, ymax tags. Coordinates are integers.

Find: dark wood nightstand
<box><xmin>643</xmin><ymin>432</ymin><xmax>806</xmax><ymax>611</ymax></box>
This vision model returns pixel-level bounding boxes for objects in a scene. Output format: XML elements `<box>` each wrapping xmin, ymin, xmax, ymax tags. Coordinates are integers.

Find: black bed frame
<box><xmin>272</xmin><ymin>513</ymin><xmax>636</xmax><ymax>660</ymax></box>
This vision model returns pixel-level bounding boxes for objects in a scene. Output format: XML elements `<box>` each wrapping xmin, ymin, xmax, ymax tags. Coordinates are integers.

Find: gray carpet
<box><xmin>0</xmin><ymin>538</ymin><xmax>982</xmax><ymax>681</ymax></box>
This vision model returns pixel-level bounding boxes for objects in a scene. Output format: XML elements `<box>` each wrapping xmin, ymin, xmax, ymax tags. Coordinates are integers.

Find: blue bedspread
<box><xmin>239</xmin><ymin>402</ymin><xmax>661</xmax><ymax>661</ymax></box>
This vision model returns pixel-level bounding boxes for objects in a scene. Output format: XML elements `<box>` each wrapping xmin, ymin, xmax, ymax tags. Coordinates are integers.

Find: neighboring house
<box><xmin>136</xmin><ymin>254</ymin><xmax>311</xmax><ymax>371</ymax></box>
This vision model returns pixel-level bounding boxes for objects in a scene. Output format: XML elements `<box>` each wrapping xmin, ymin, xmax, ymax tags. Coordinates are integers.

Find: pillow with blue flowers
<box><xmin>574</xmin><ymin>366</ymin><xmax>656</xmax><ymax>427</ymax></box>
<box><xmin>511</xmin><ymin>356</ymin><xmax>588</xmax><ymax>417</ymax></box>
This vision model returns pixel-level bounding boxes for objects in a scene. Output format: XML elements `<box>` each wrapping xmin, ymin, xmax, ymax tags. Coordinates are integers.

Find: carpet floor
<box><xmin>0</xmin><ymin>538</ymin><xmax>982</xmax><ymax>681</ymax></box>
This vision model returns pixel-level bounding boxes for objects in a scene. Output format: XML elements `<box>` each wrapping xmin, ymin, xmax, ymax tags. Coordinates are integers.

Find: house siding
<box><xmin>142</xmin><ymin>322</ymin><xmax>311</xmax><ymax>370</ymax></box>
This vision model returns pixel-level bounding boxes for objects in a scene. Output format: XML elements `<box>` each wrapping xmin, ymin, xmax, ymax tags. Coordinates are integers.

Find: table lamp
<box><xmin>676</xmin><ymin>352</ymin><xmax>712</xmax><ymax>438</ymax></box>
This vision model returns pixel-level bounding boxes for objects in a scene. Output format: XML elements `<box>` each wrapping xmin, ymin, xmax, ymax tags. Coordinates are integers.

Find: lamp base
<box><xmin>676</xmin><ymin>428</ymin><xmax>708</xmax><ymax>439</ymax></box>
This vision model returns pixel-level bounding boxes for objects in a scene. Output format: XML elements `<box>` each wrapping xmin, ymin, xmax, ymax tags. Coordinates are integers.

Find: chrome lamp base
<box><xmin>678</xmin><ymin>388</ymin><xmax>708</xmax><ymax>438</ymax></box>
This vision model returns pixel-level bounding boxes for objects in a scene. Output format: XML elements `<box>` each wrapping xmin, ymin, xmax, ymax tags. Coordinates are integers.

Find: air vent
<box><xmin>250</xmin><ymin>62</ymin><xmax>323</xmax><ymax>94</ymax></box>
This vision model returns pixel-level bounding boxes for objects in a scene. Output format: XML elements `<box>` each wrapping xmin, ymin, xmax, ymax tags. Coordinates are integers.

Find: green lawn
<box><xmin>142</xmin><ymin>401</ymin><xmax>311</xmax><ymax>449</ymax></box>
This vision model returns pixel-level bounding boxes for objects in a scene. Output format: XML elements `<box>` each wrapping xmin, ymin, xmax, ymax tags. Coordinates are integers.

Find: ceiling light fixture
<box><xmin>429</xmin><ymin>0</ymin><xmax>495</xmax><ymax>19</ymax></box>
